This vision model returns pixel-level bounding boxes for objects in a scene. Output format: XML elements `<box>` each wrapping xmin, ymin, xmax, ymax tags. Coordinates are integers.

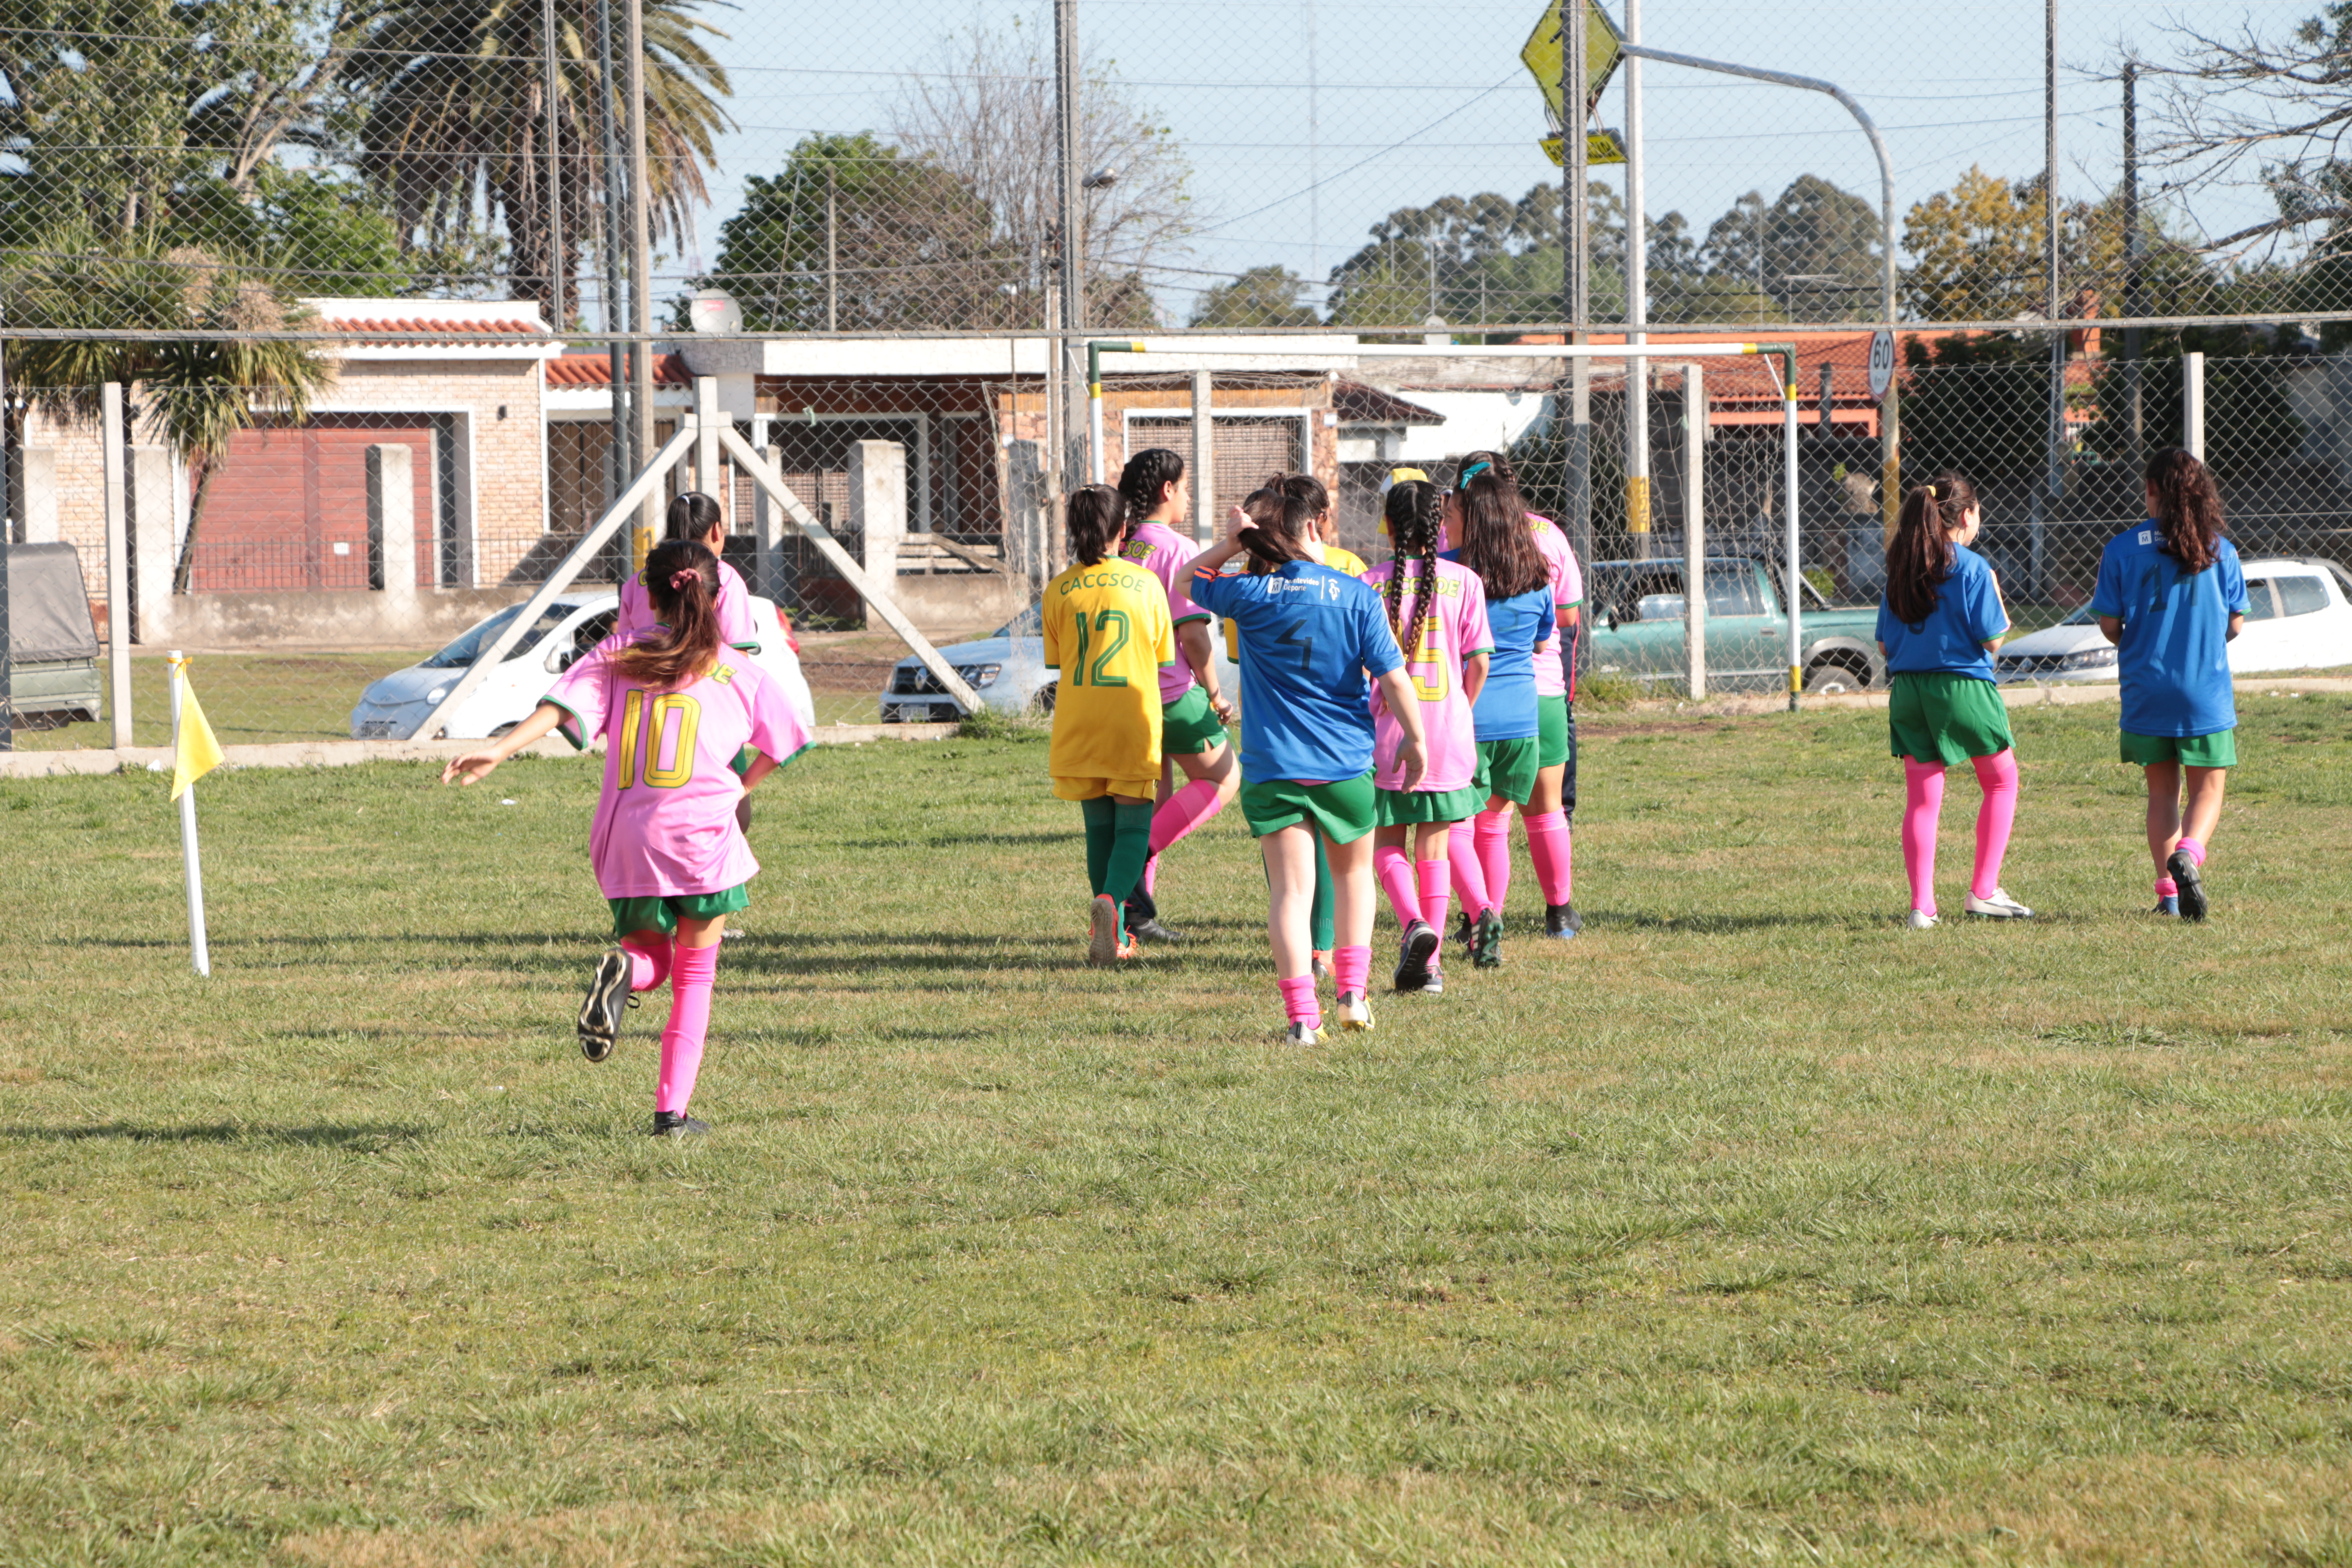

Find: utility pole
<box><xmin>1306</xmin><ymin>0</ymin><xmax>1319</xmax><ymax>301</ymax></box>
<box><xmin>1623</xmin><ymin>0</ymin><xmax>1649</xmax><ymax>559</ymax></box>
<box><xmin>593</xmin><ymin>0</ymin><xmax>629</xmax><ymax>524</ymax></box>
<box><xmin>2034</xmin><ymin>0</ymin><xmax>2060</xmax><ymax>598</ymax></box>
<box><xmin>625</xmin><ymin>0</ymin><xmax>656</xmax><ymax>554</ymax></box>
<box><xmin>1563</xmin><ymin>0</ymin><xmax>1592</xmax><ymax>611</ymax></box>
<box><xmin>2122</xmin><ymin>60</ymin><xmax>2144</xmax><ymax>470</ymax></box>
<box><xmin>825</xmin><ymin>163</ymin><xmax>839</xmax><ymax>334</ymax></box>
<box><xmin>541</xmin><ymin>0</ymin><xmax>565</xmax><ymax>338</ymax></box>
<box><xmin>1054</xmin><ymin>0</ymin><xmax>1086</xmax><ymax>488</ymax></box>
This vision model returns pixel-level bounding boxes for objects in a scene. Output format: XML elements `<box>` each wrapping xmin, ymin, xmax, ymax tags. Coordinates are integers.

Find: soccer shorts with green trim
<box><xmin>608</xmin><ymin>884</ymin><xmax>750</xmax><ymax>938</ymax></box>
<box><xmin>1473</xmin><ymin>737</ymin><xmax>1542</xmax><ymax>806</ymax></box>
<box><xmin>1375</xmin><ymin>783</ymin><xmax>1485</xmax><ymax>826</ymax></box>
<box><xmin>1536</xmin><ymin>694</ymin><xmax>1573</xmax><ymax>769</ymax></box>
<box><xmin>1887</xmin><ymin>671</ymin><xmax>2014</xmax><ymax>764</ymax></box>
<box><xmin>1239</xmin><ymin>771</ymin><xmax>1378</xmax><ymax>844</ymax></box>
<box><xmin>1160</xmin><ymin>685</ymin><xmax>1229</xmax><ymax>757</ymax></box>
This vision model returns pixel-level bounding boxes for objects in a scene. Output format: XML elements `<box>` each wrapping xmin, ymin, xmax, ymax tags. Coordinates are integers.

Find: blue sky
<box><xmin>661</xmin><ymin>0</ymin><xmax>2309</xmax><ymax>321</ymax></box>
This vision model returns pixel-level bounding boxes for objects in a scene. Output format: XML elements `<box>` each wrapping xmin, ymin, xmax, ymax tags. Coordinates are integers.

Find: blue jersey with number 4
<box><xmin>1191</xmin><ymin>559</ymin><xmax>1405</xmax><ymax>782</ymax></box>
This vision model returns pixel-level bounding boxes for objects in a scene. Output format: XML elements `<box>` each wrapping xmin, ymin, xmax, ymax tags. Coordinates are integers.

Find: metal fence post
<box><xmin>103</xmin><ymin>382</ymin><xmax>131</xmax><ymax>751</ymax></box>
<box><xmin>1683</xmin><ymin>363</ymin><xmax>1705</xmax><ymax>700</ymax></box>
<box><xmin>2183</xmin><ymin>351</ymin><xmax>2205</xmax><ymax>460</ymax></box>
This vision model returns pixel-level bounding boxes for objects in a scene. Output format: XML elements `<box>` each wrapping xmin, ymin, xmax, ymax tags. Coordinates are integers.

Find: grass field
<box><xmin>3</xmin><ymin>696</ymin><xmax>2350</xmax><ymax>1565</ymax></box>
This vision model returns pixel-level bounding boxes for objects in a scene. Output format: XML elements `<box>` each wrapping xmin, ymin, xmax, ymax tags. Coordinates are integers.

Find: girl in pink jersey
<box><xmin>1363</xmin><ymin>480</ymin><xmax>1491</xmax><ymax>995</ymax></box>
<box><xmin>1450</xmin><ymin>453</ymin><xmax>1584</xmax><ymax>941</ymax></box>
<box><xmin>617</xmin><ymin>492</ymin><xmax>759</xmax><ymax>652</ymax></box>
<box><xmin>444</xmin><ymin>540</ymin><xmax>809</xmax><ymax>1137</ymax></box>
<box><xmin>1113</xmin><ymin>448</ymin><xmax>1238</xmax><ymax>943</ymax></box>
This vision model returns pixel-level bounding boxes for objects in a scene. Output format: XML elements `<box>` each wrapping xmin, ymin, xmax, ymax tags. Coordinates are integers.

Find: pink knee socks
<box><xmin>1278</xmin><ymin>974</ymin><xmax>1320</xmax><ymax>1029</ymax></box>
<box><xmin>623</xmin><ymin>935</ymin><xmax>670</xmax><ymax>993</ymax></box>
<box><xmin>656</xmin><ymin>941</ymin><xmax>718</xmax><ymax>1115</ymax></box>
<box><xmin>2175</xmin><ymin>837</ymin><xmax>2205</xmax><ymax>866</ymax></box>
<box><xmin>1333</xmin><ymin>944</ymin><xmax>1371</xmax><ymax>1000</ymax></box>
<box><xmin>1901</xmin><ymin>758</ymin><xmax>1947</xmax><ymax>916</ymax></box>
<box><xmin>1416</xmin><ymin>860</ymin><xmax>1450</xmax><ymax>943</ymax></box>
<box><xmin>1375</xmin><ymin>843</ymin><xmax>1421</xmax><ymax>928</ymax></box>
<box><xmin>1474</xmin><ymin>810</ymin><xmax>1512</xmax><ymax>912</ymax></box>
<box><xmin>1970</xmin><ymin>750</ymin><xmax>2018</xmax><ymax>899</ymax></box>
<box><xmin>1146</xmin><ymin>778</ymin><xmax>1226</xmax><ymax>899</ymax></box>
<box><xmin>1523</xmin><ymin>809</ymin><xmax>1572</xmax><ymax>906</ymax></box>
<box><xmin>1446</xmin><ymin>822</ymin><xmax>1491</xmax><ymax>916</ymax></box>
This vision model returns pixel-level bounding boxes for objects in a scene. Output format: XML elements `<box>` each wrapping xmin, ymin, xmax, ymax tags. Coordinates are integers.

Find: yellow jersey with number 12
<box><xmin>1043</xmin><ymin>555</ymin><xmax>1176</xmax><ymax>791</ymax></box>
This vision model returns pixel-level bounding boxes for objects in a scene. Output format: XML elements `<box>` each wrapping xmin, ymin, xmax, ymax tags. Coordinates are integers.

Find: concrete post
<box><xmin>751</xmin><ymin>427</ymin><xmax>781</xmax><ymax>602</ymax></box>
<box><xmin>21</xmin><ymin>447</ymin><xmax>56</xmax><ymax>543</ymax></box>
<box><xmin>101</xmin><ymin>384</ymin><xmax>130</xmax><ymax>748</ymax></box>
<box><xmin>1190</xmin><ymin>369</ymin><xmax>1214</xmax><ymax>544</ymax></box>
<box><xmin>1683</xmin><ymin>364</ymin><xmax>1706</xmax><ymax>700</ymax></box>
<box><xmin>367</xmin><ymin>445</ymin><xmax>417</xmax><ymax>623</ymax></box>
<box><xmin>848</xmin><ymin>440</ymin><xmax>906</xmax><ymax>628</ymax></box>
<box><xmin>130</xmin><ymin>446</ymin><xmax>174</xmax><ymax>641</ymax></box>
<box><xmin>2183</xmin><ymin>351</ymin><xmax>2205</xmax><ymax>460</ymax></box>
<box><xmin>695</xmin><ymin>376</ymin><xmax>721</xmax><ymax>506</ymax></box>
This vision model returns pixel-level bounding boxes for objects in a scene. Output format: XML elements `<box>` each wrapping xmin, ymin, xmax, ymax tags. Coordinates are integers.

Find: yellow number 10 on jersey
<box><xmin>615</xmin><ymin>689</ymin><xmax>701</xmax><ymax>789</ymax></box>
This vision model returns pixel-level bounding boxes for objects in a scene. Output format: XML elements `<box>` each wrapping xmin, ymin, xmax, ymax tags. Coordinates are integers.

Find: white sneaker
<box><xmin>1286</xmin><ymin>1020</ymin><xmax>1321</xmax><ymax>1047</ymax></box>
<box><xmin>1335</xmin><ymin>992</ymin><xmax>1374</xmax><ymax>1032</ymax></box>
<box><xmin>1907</xmin><ymin>910</ymin><xmax>1939</xmax><ymax>929</ymax></box>
<box><xmin>1965</xmin><ymin>888</ymin><xmax>2034</xmax><ymax>919</ymax></box>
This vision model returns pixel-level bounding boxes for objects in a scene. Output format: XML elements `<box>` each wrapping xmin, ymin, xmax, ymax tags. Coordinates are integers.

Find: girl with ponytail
<box><xmin>1362</xmin><ymin>479</ymin><xmax>1492</xmax><ymax>994</ymax></box>
<box><xmin>1111</xmin><ymin>448</ymin><xmax>1238</xmax><ymax>945</ymax></box>
<box><xmin>441</xmin><ymin>536</ymin><xmax>811</xmax><ymax>1137</ymax></box>
<box><xmin>2090</xmin><ymin>447</ymin><xmax>2249</xmax><ymax>919</ymax></box>
<box><xmin>617</xmin><ymin>491</ymin><xmax>759</xmax><ymax>653</ymax></box>
<box><xmin>1875</xmin><ymin>473</ymin><xmax>2032</xmax><ymax>926</ymax></box>
<box><xmin>1189</xmin><ymin>477</ymin><xmax>1427</xmax><ymax>1043</ymax></box>
<box><xmin>1043</xmin><ymin>485</ymin><xmax>1181</xmax><ymax>966</ymax></box>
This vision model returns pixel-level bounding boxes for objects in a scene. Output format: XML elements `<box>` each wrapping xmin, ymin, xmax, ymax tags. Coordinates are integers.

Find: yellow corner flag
<box><xmin>169</xmin><ymin>654</ymin><xmax>224</xmax><ymax>801</ymax></box>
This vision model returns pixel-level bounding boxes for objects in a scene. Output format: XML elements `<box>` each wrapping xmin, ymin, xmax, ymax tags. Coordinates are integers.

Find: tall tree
<box><xmin>1701</xmin><ymin>174</ymin><xmax>1881</xmax><ymax>320</ymax></box>
<box><xmin>891</xmin><ymin>24</ymin><xmax>1191</xmax><ymax>328</ymax></box>
<box><xmin>1189</xmin><ymin>265</ymin><xmax>1317</xmax><ymax>328</ymax></box>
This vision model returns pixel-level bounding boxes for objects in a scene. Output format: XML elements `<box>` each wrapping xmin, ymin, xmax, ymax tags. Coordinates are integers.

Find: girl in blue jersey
<box><xmin>1442</xmin><ymin>480</ymin><xmax>1555</xmax><ymax>969</ymax></box>
<box><xmin>1876</xmin><ymin>473</ymin><xmax>2031</xmax><ymax>928</ymax></box>
<box><xmin>2091</xmin><ymin>448</ymin><xmax>2248</xmax><ymax>921</ymax></box>
<box><xmin>1190</xmin><ymin>478</ymin><xmax>1427</xmax><ymax>1044</ymax></box>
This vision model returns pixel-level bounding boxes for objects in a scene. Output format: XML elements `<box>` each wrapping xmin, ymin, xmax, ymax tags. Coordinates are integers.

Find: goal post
<box><xmin>1089</xmin><ymin>339</ymin><xmax>1810</xmax><ymax>708</ymax></box>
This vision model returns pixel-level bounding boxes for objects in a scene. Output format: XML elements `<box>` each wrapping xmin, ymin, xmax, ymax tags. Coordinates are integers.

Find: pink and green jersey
<box><xmin>1526</xmin><ymin>513</ymin><xmax>1582</xmax><ymax>698</ymax></box>
<box><xmin>1117</xmin><ymin>519</ymin><xmax>1210</xmax><ymax>704</ymax></box>
<box><xmin>1361</xmin><ymin>556</ymin><xmax>1492</xmax><ymax>794</ymax></box>
<box><xmin>617</xmin><ymin>559</ymin><xmax>758</xmax><ymax>651</ymax></box>
<box><xmin>545</xmin><ymin>638</ymin><xmax>809</xmax><ymax>899</ymax></box>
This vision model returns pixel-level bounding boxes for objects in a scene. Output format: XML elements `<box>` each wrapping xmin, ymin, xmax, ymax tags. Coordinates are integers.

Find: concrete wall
<box><xmin>138</xmin><ymin>587</ymin><xmax>524</xmax><ymax>650</ymax></box>
<box><xmin>889</xmin><ymin>573</ymin><xmax>1024</xmax><ymax>638</ymax></box>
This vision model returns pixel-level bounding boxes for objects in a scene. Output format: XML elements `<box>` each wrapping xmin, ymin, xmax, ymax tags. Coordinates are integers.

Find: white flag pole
<box><xmin>169</xmin><ymin>651</ymin><xmax>211</xmax><ymax>978</ymax></box>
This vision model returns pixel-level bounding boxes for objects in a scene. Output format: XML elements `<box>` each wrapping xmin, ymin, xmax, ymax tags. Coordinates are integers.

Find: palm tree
<box><xmin>7</xmin><ymin>243</ymin><xmax>336</xmax><ymax>593</ymax></box>
<box><xmin>351</xmin><ymin>0</ymin><xmax>733</xmax><ymax>324</ymax></box>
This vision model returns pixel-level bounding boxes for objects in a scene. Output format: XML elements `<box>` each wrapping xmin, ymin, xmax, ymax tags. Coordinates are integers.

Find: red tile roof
<box><xmin>547</xmin><ymin>352</ymin><xmax>691</xmax><ymax>387</ymax></box>
<box><xmin>325</xmin><ymin>315</ymin><xmax>553</xmax><ymax>343</ymax></box>
<box><xmin>1334</xmin><ymin>379</ymin><xmax>1446</xmax><ymax>426</ymax></box>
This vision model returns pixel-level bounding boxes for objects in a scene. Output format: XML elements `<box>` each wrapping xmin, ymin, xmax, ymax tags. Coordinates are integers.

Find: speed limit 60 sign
<box><xmin>1868</xmin><ymin>329</ymin><xmax>1896</xmax><ymax>399</ymax></box>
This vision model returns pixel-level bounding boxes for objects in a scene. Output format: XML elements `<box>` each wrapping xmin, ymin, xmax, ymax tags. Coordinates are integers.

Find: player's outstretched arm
<box><xmin>442</xmin><ymin>701</ymin><xmax>567</xmax><ymax>786</ymax></box>
<box><xmin>1373</xmin><ymin>667</ymin><xmax>1428</xmax><ymax>792</ymax></box>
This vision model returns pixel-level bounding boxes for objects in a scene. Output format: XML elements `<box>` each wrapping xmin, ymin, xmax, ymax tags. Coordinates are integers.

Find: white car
<box><xmin>1995</xmin><ymin>556</ymin><xmax>2352</xmax><ymax>684</ymax></box>
<box><xmin>350</xmin><ymin>592</ymin><xmax>816</xmax><ymax>740</ymax></box>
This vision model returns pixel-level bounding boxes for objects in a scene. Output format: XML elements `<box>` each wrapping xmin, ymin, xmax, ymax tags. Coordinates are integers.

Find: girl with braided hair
<box><xmin>1362</xmin><ymin>479</ymin><xmax>1491</xmax><ymax>994</ymax></box>
<box><xmin>1876</xmin><ymin>471</ymin><xmax>2031</xmax><ymax>926</ymax></box>
<box><xmin>442</xmin><ymin>539</ymin><xmax>811</xmax><ymax>1136</ymax></box>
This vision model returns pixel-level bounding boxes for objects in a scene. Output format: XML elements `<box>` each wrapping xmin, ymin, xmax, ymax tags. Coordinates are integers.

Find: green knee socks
<box><xmin>1082</xmin><ymin>797</ymin><xmax>1155</xmax><ymax>924</ymax></box>
<box><xmin>1310</xmin><ymin>833</ymin><xmax>1335</xmax><ymax>953</ymax></box>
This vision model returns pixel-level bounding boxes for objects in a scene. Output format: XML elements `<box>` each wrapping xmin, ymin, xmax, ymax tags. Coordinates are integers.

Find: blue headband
<box><xmin>1456</xmin><ymin>461</ymin><xmax>1492</xmax><ymax>489</ymax></box>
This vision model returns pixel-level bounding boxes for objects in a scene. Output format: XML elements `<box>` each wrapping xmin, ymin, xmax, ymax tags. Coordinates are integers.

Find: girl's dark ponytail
<box><xmin>2145</xmin><ymin>446</ymin><xmax>2225</xmax><ymax>573</ymax></box>
<box><xmin>666</xmin><ymin>490</ymin><xmax>723</xmax><ymax>543</ymax></box>
<box><xmin>1065</xmin><ymin>484</ymin><xmax>1127</xmax><ymax>566</ymax></box>
<box><xmin>1883</xmin><ymin>471</ymin><xmax>1977</xmax><ymax>625</ymax></box>
<box><xmin>618</xmin><ymin>539</ymin><xmax>725</xmax><ymax>688</ymax></box>
<box><xmin>1117</xmin><ymin>447</ymin><xmax>1185</xmax><ymax>519</ymax></box>
<box><xmin>1455</xmin><ymin>457</ymin><xmax>1547</xmax><ymax>600</ymax></box>
<box><xmin>1238</xmin><ymin>473</ymin><xmax>1318</xmax><ymax>570</ymax></box>
<box><xmin>1382</xmin><ymin>480</ymin><xmax>1444</xmax><ymax>668</ymax></box>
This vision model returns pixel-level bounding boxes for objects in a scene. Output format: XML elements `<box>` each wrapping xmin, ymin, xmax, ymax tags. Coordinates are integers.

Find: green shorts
<box><xmin>1537</xmin><ymin>694</ymin><xmax>1573</xmax><ymax>769</ymax></box>
<box><xmin>2120</xmin><ymin>729</ymin><xmax>2237</xmax><ymax>768</ymax></box>
<box><xmin>1888</xmin><ymin>671</ymin><xmax>2014</xmax><ymax>765</ymax></box>
<box><xmin>1160</xmin><ymin>685</ymin><xmax>1229</xmax><ymax>757</ymax></box>
<box><xmin>1240</xmin><ymin>770</ymin><xmax>1378</xmax><ymax>844</ymax></box>
<box><xmin>608</xmin><ymin>883</ymin><xmax>750</xmax><ymax>938</ymax></box>
<box><xmin>1375</xmin><ymin>783</ymin><xmax>1486</xmax><ymax>826</ymax></box>
<box><xmin>1474</xmin><ymin>736</ymin><xmax>1542</xmax><ymax>806</ymax></box>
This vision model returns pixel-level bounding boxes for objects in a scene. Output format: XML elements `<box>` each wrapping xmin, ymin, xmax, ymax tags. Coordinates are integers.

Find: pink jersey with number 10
<box><xmin>545</xmin><ymin>636</ymin><xmax>809</xmax><ymax>899</ymax></box>
<box><xmin>1360</xmin><ymin>556</ymin><xmax>1493</xmax><ymax>794</ymax></box>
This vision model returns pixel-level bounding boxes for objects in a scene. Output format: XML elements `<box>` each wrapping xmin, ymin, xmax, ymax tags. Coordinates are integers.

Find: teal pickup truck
<box><xmin>1585</xmin><ymin>555</ymin><xmax>1886</xmax><ymax>693</ymax></box>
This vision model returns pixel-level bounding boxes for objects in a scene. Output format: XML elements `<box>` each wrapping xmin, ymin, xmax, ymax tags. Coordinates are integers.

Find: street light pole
<box><xmin>1624</xmin><ymin>0</ymin><xmax>1649</xmax><ymax>559</ymax></box>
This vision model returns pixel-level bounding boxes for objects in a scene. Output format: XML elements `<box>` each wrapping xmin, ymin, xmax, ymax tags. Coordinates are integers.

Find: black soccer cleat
<box><xmin>1472</xmin><ymin>908</ymin><xmax>1505</xmax><ymax>969</ymax></box>
<box><xmin>1128</xmin><ymin>916</ymin><xmax>1184</xmax><ymax>944</ymax></box>
<box><xmin>2168</xmin><ymin>850</ymin><xmax>2208</xmax><ymax>922</ymax></box>
<box><xmin>1544</xmin><ymin>901</ymin><xmax>1583</xmax><ymax>939</ymax></box>
<box><xmin>1452</xmin><ymin>909</ymin><xmax>1477</xmax><ymax>961</ymax></box>
<box><xmin>651</xmin><ymin>1111</ymin><xmax>709</xmax><ymax>1137</ymax></box>
<box><xmin>578</xmin><ymin>947</ymin><xmax>632</xmax><ymax>1063</ymax></box>
<box><xmin>1393</xmin><ymin>920</ymin><xmax>1440</xmax><ymax>992</ymax></box>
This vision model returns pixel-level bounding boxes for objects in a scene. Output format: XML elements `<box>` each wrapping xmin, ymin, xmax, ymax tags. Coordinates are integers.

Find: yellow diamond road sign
<box><xmin>1522</xmin><ymin>0</ymin><xmax>1625</xmax><ymax>147</ymax></box>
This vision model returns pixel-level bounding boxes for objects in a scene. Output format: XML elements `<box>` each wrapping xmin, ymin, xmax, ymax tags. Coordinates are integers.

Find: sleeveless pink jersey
<box><xmin>1361</xmin><ymin>556</ymin><xmax>1492</xmax><ymax>794</ymax></box>
<box><xmin>1525</xmin><ymin>513</ymin><xmax>1583</xmax><ymax>698</ymax></box>
<box><xmin>547</xmin><ymin>636</ymin><xmax>808</xmax><ymax>899</ymax></box>
<box><xmin>1117</xmin><ymin>520</ymin><xmax>1210</xmax><ymax>704</ymax></box>
<box><xmin>617</xmin><ymin>558</ymin><xmax>758</xmax><ymax>650</ymax></box>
